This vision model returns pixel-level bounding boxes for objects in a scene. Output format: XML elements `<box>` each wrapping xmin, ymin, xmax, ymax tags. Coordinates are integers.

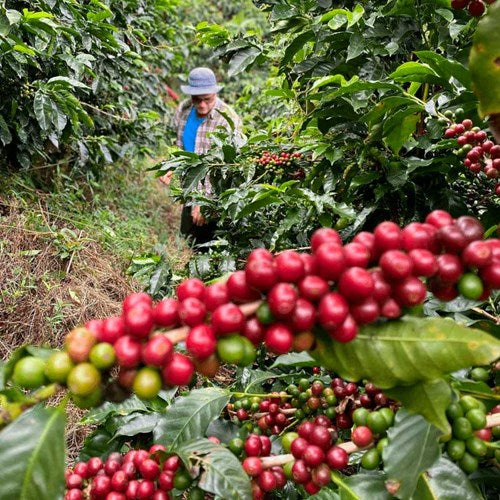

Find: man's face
<box><xmin>192</xmin><ymin>94</ymin><xmax>216</xmax><ymax>117</ymax></box>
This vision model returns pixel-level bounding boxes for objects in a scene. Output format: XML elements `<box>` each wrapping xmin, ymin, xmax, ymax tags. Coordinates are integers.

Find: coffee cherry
<box><xmin>303</xmin><ymin>445</ymin><xmax>326</xmax><ymax>467</ymax></box>
<box><xmin>311</xmin><ymin>228</ymin><xmax>342</xmax><ymax>252</ymax></box>
<box><xmin>245</xmin><ymin>435</ymin><xmax>262</xmax><ymax>456</ymax></box>
<box><xmin>343</xmin><ymin>242</ymin><xmax>371</xmax><ymax>268</ymax></box>
<box><xmin>338</xmin><ymin>267</ymin><xmax>374</xmax><ymax>302</ymax></box>
<box><xmin>178</xmin><ymin>297</ymin><xmax>206</xmax><ymax>327</ymax></box>
<box><xmin>177</xmin><ymin>278</ymin><xmax>205</xmax><ymax>301</ymax></box>
<box><xmin>186</xmin><ymin>324</ymin><xmax>217</xmax><ymax>359</ymax></box>
<box><xmin>352</xmin><ymin>426</ymin><xmax>374</xmax><ymax>447</ymax></box>
<box><xmin>374</xmin><ymin>221</ymin><xmax>402</xmax><ymax>252</ymax></box>
<box><xmin>153</xmin><ymin>298</ymin><xmax>179</xmax><ymax>328</ymax></box>
<box><xmin>298</xmin><ymin>275</ymin><xmax>329</xmax><ymax>302</ymax></box>
<box><xmin>162</xmin><ymin>353</ymin><xmax>194</xmax><ymax>386</ymax></box>
<box><xmin>142</xmin><ymin>335</ymin><xmax>173</xmax><ymax>367</ymax></box>
<box><xmin>291</xmin><ymin>459</ymin><xmax>311</xmax><ymax>484</ymax></box>
<box><xmin>326</xmin><ymin>446</ymin><xmax>348</xmax><ymax>469</ymax></box>
<box><xmin>426</xmin><ymin>210</ymin><xmax>454</xmax><ymax>229</ymax></box>
<box><xmin>267</xmin><ymin>283</ymin><xmax>298</xmax><ymax>317</ymax></box>
<box><xmin>212</xmin><ymin>303</ymin><xmax>245</xmax><ymax>335</ymax></box>
<box><xmin>265</xmin><ymin>324</ymin><xmax>294</xmax><ymax>354</ymax></box>
<box><xmin>123</xmin><ymin>304</ymin><xmax>154</xmax><ymax>339</ymax></box>
<box><xmin>275</xmin><ymin>250</ymin><xmax>305</xmax><ymax>282</ymax></box>
<box><xmin>318</xmin><ymin>292</ymin><xmax>349</xmax><ymax>329</ymax></box>
<box><xmin>242</xmin><ymin>457</ymin><xmax>262</xmax><ymax>476</ymax></box>
<box><xmin>245</xmin><ymin>258</ymin><xmax>277</xmax><ymax>291</ymax></box>
<box><xmin>226</xmin><ymin>271</ymin><xmax>261</xmax><ymax>302</ymax></box>
<box><xmin>315</xmin><ymin>243</ymin><xmax>346</xmax><ymax>281</ymax></box>
<box><xmin>114</xmin><ymin>335</ymin><xmax>142</xmax><ymax>368</ymax></box>
<box><xmin>379</xmin><ymin>250</ymin><xmax>413</xmax><ymax>281</ymax></box>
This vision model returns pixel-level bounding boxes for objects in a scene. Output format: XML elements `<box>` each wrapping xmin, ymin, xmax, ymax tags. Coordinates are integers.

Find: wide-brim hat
<box><xmin>180</xmin><ymin>67</ymin><xmax>223</xmax><ymax>95</ymax></box>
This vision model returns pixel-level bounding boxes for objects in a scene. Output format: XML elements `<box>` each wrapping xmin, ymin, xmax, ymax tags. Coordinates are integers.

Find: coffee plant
<box><xmin>1</xmin><ymin>1</ymin><xmax>500</xmax><ymax>500</ymax></box>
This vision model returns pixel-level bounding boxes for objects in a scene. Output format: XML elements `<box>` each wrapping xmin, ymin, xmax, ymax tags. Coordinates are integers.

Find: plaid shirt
<box><xmin>173</xmin><ymin>97</ymin><xmax>243</xmax><ymax>196</ymax></box>
<box><xmin>173</xmin><ymin>97</ymin><xmax>243</xmax><ymax>154</ymax></box>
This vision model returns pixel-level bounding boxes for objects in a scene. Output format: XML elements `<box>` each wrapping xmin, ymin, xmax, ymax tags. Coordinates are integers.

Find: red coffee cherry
<box><xmin>392</xmin><ymin>276</ymin><xmax>427</xmax><ymax>307</ymax></box>
<box><xmin>114</xmin><ymin>335</ymin><xmax>142</xmax><ymax>368</ymax></box>
<box><xmin>158</xmin><ymin>471</ymin><xmax>174</xmax><ymax>491</ymax></box>
<box><xmin>298</xmin><ymin>421</ymin><xmax>315</xmax><ymax>439</ymax></box>
<box><xmin>300</xmin><ymin>253</ymin><xmax>319</xmax><ymax>275</ymax></box>
<box><xmin>303</xmin><ymin>445</ymin><xmax>326</xmax><ymax>467</ymax></box>
<box><xmin>123</xmin><ymin>292</ymin><xmax>152</xmax><ymax>313</ymax></box>
<box><xmin>371</xmin><ymin>270</ymin><xmax>391</xmax><ymax>303</ymax></box>
<box><xmin>290</xmin><ymin>437</ymin><xmax>309</xmax><ymax>459</ymax></box>
<box><xmin>111</xmin><ymin>470</ymin><xmax>128</xmax><ymax>492</ymax></box>
<box><xmin>326</xmin><ymin>446</ymin><xmax>348</xmax><ymax>469</ymax></box>
<box><xmin>242</xmin><ymin>457</ymin><xmax>263</xmax><ymax>477</ymax></box>
<box><xmin>275</xmin><ymin>250</ymin><xmax>305</xmax><ymax>282</ymax></box>
<box><xmin>380</xmin><ymin>298</ymin><xmax>402</xmax><ymax>319</ymax></box>
<box><xmin>352</xmin><ymin>231</ymin><xmax>376</xmax><ymax>260</ymax></box>
<box><xmin>139</xmin><ymin>458</ymin><xmax>160</xmax><ymax>481</ymax></box>
<box><xmin>142</xmin><ymin>335</ymin><xmax>173</xmax><ymax>367</ymax></box>
<box><xmin>315</xmin><ymin>243</ymin><xmax>346</xmax><ymax>281</ymax></box>
<box><xmin>242</xmin><ymin>318</ymin><xmax>265</xmax><ymax>345</ymax></box>
<box><xmin>258</xmin><ymin>470</ymin><xmax>277</xmax><ymax>492</ymax></box>
<box><xmin>343</xmin><ymin>241</ymin><xmax>371</xmax><ymax>268</ymax></box>
<box><xmin>310</xmin><ymin>227</ymin><xmax>342</xmax><ymax>252</ymax></box>
<box><xmin>330</xmin><ymin>315</ymin><xmax>358</xmax><ymax>343</ymax></box>
<box><xmin>245</xmin><ymin>258</ymin><xmax>277</xmax><ymax>291</ymax></box>
<box><xmin>304</xmin><ymin>481</ymin><xmax>321</xmax><ymax>495</ymax></box>
<box><xmin>350</xmin><ymin>298</ymin><xmax>380</xmax><ymax>325</ymax></box>
<box><xmin>425</xmin><ymin>210</ymin><xmax>454</xmax><ymax>228</ymax></box>
<box><xmin>176</xmin><ymin>278</ymin><xmax>205</xmax><ymax>301</ymax></box>
<box><xmin>402</xmin><ymin>222</ymin><xmax>434</xmax><ymax>251</ymax></box>
<box><xmin>264</xmin><ymin>324</ymin><xmax>294</xmax><ymax>354</ymax></box>
<box><xmin>203</xmin><ymin>282</ymin><xmax>229</xmax><ymax>312</ymax></box>
<box><xmin>408</xmin><ymin>249</ymin><xmax>438</xmax><ymax>277</ymax></box>
<box><xmin>226</xmin><ymin>271</ymin><xmax>261</xmax><ymax>303</ymax></box>
<box><xmin>186</xmin><ymin>324</ymin><xmax>217</xmax><ymax>359</ymax></box>
<box><xmin>245</xmin><ymin>434</ymin><xmax>263</xmax><ymax>457</ymax></box>
<box><xmin>267</xmin><ymin>283</ymin><xmax>298</xmax><ymax>317</ymax></box>
<box><xmin>379</xmin><ymin>250</ymin><xmax>413</xmax><ymax>281</ymax></box>
<box><xmin>153</xmin><ymin>298</ymin><xmax>179</xmax><ymax>328</ymax></box>
<box><xmin>298</xmin><ymin>275</ymin><xmax>329</xmax><ymax>302</ymax></box>
<box><xmin>436</xmin><ymin>254</ymin><xmax>463</xmax><ymax>284</ymax></box>
<box><xmin>311</xmin><ymin>463</ymin><xmax>332</xmax><ymax>487</ymax></box>
<box><xmin>91</xmin><ymin>475</ymin><xmax>111</xmax><ymax>497</ymax></box>
<box><xmin>162</xmin><ymin>455</ymin><xmax>181</xmax><ymax>472</ymax></box>
<box><xmin>99</xmin><ymin>316</ymin><xmax>125</xmax><ymax>344</ymax></box>
<box><xmin>136</xmin><ymin>479</ymin><xmax>155</xmax><ymax>499</ymax></box>
<box><xmin>437</xmin><ymin>225</ymin><xmax>467</xmax><ymax>254</ymax></box>
<box><xmin>338</xmin><ymin>267</ymin><xmax>374</xmax><ymax>302</ymax></box>
<box><xmin>66</xmin><ymin>473</ymin><xmax>83</xmax><ymax>489</ymax></box>
<box><xmin>290</xmin><ymin>298</ymin><xmax>316</xmax><ymax>332</ymax></box>
<box><xmin>308</xmin><ymin>425</ymin><xmax>332</xmax><ymax>450</ymax></box>
<box><xmin>374</xmin><ymin>221</ymin><xmax>403</xmax><ymax>252</ymax></box>
<box><xmin>291</xmin><ymin>459</ymin><xmax>311</xmax><ymax>484</ymax></box>
<box><xmin>211</xmin><ymin>303</ymin><xmax>245</xmax><ymax>336</ymax></box>
<box><xmin>162</xmin><ymin>353</ymin><xmax>194</xmax><ymax>386</ymax></box>
<box><xmin>462</xmin><ymin>241</ymin><xmax>492</xmax><ymax>268</ymax></box>
<box><xmin>178</xmin><ymin>297</ymin><xmax>206</xmax><ymax>327</ymax></box>
<box><xmin>351</xmin><ymin>426</ymin><xmax>374</xmax><ymax>447</ymax></box>
<box><xmin>318</xmin><ymin>292</ymin><xmax>349</xmax><ymax>330</ymax></box>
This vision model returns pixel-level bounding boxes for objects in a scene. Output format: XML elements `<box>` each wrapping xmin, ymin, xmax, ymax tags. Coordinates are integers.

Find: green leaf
<box><xmin>414</xmin><ymin>51</ymin><xmax>471</xmax><ymax>89</ymax></box>
<box><xmin>383</xmin><ymin>107</ymin><xmax>422</xmax><ymax>154</ymax></box>
<box><xmin>153</xmin><ymin>388</ymin><xmax>230</xmax><ymax>448</ymax></box>
<box><xmin>385</xmin><ymin>379</ymin><xmax>452</xmax><ymax>434</ymax></box>
<box><xmin>270</xmin><ymin>351</ymin><xmax>317</xmax><ymax>369</ymax></box>
<box><xmin>177</xmin><ymin>438</ymin><xmax>252</xmax><ymax>500</ymax></box>
<box><xmin>47</xmin><ymin>76</ymin><xmax>89</xmax><ymax>89</ymax></box>
<box><xmin>469</xmin><ymin>2</ymin><xmax>500</xmax><ymax>117</ymax></box>
<box><xmin>389</xmin><ymin>62</ymin><xmax>444</xmax><ymax>85</ymax></box>
<box><xmin>0</xmin><ymin>404</ymin><xmax>66</xmax><ymax>500</ymax></box>
<box><xmin>281</xmin><ymin>31</ymin><xmax>315</xmax><ymax>66</ymax></box>
<box><xmin>113</xmin><ymin>413</ymin><xmax>161</xmax><ymax>438</ymax></box>
<box><xmin>271</xmin><ymin>4</ymin><xmax>299</xmax><ymax>21</ymax></box>
<box><xmin>311</xmin><ymin>317</ymin><xmax>500</xmax><ymax>389</ymax></box>
<box><xmin>411</xmin><ymin>457</ymin><xmax>482</xmax><ymax>500</ymax></box>
<box><xmin>383</xmin><ymin>410</ymin><xmax>441</xmax><ymax>499</ymax></box>
<box><xmin>228</xmin><ymin>46</ymin><xmax>261</xmax><ymax>76</ymax></box>
<box><xmin>343</xmin><ymin>472</ymin><xmax>392</xmax><ymax>500</ymax></box>
<box><xmin>80</xmin><ymin>396</ymin><xmax>148</xmax><ymax>425</ymax></box>
<box><xmin>33</xmin><ymin>92</ymin><xmax>54</xmax><ymax>131</ymax></box>
<box><xmin>0</xmin><ymin>114</ymin><xmax>12</xmax><ymax>146</ymax></box>
<box><xmin>242</xmin><ymin>369</ymin><xmax>291</xmax><ymax>392</ymax></box>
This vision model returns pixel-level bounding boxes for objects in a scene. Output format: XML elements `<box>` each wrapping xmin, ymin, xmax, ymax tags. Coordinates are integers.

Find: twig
<box><xmin>472</xmin><ymin>307</ymin><xmax>500</xmax><ymax>325</ymax></box>
<box><xmin>486</xmin><ymin>413</ymin><xmax>500</xmax><ymax>428</ymax></box>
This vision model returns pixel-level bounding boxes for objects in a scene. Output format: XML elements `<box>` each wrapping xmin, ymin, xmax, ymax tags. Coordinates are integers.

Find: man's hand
<box><xmin>192</xmin><ymin>205</ymin><xmax>206</xmax><ymax>226</ymax></box>
<box><xmin>159</xmin><ymin>171</ymin><xmax>174</xmax><ymax>185</ymax></box>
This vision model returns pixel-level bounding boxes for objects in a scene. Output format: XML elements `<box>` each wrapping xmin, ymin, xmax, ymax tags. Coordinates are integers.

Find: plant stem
<box><xmin>486</xmin><ymin>413</ymin><xmax>500</xmax><ymax>428</ymax></box>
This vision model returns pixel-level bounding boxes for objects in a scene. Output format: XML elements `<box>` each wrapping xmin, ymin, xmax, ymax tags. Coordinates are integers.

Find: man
<box><xmin>162</xmin><ymin>67</ymin><xmax>243</xmax><ymax>244</ymax></box>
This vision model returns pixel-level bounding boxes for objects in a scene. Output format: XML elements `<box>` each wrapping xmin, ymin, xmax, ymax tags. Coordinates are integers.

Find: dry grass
<box><xmin>0</xmin><ymin>199</ymin><xmax>142</xmax><ymax>359</ymax></box>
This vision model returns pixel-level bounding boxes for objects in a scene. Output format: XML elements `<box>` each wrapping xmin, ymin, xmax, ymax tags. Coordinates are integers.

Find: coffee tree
<box><xmin>1</xmin><ymin>1</ymin><xmax>500</xmax><ymax>500</ymax></box>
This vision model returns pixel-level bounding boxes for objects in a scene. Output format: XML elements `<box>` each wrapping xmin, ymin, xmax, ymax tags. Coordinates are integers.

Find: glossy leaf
<box><xmin>385</xmin><ymin>379</ymin><xmax>452</xmax><ymax>434</ymax></box>
<box><xmin>412</xmin><ymin>457</ymin><xmax>482</xmax><ymax>500</ymax></box>
<box><xmin>113</xmin><ymin>413</ymin><xmax>161</xmax><ymax>438</ymax></box>
<box><xmin>80</xmin><ymin>396</ymin><xmax>148</xmax><ymax>425</ymax></box>
<box><xmin>344</xmin><ymin>472</ymin><xmax>392</xmax><ymax>500</ymax></box>
<box><xmin>153</xmin><ymin>388</ymin><xmax>230</xmax><ymax>448</ymax></box>
<box><xmin>383</xmin><ymin>410</ymin><xmax>441</xmax><ymax>499</ymax></box>
<box><xmin>0</xmin><ymin>404</ymin><xmax>66</xmax><ymax>500</ymax></box>
<box><xmin>176</xmin><ymin>438</ymin><xmax>252</xmax><ymax>500</ymax></box>
<box><xmin>311</xmin><ymin>317</ymin><xmax>500</xmax><ymax>388</ymax></box>
<box><xmin>270</xmin><ymin>351</ymin><xmax>317</xmax><ymax>369</ymax></box>
<box><xmin>470</xmin><ymin>2</ymin><xmax>500</xmax><ymax>117</ymax></box>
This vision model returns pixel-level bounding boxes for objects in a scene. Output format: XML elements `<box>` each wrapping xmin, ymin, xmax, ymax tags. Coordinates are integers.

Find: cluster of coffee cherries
<box><xmin>444</xmin><ymin>119</ymin><xmax>500</xmax><ymax>195</ymax></box>
<box><xmin>254</xmin><ymin>151</ymin><xmax>305</xmax><ymax>179</ymax></box>
<box><xmin>229</xmin><ymin>392</ymin><xmax>296</xmax><ymax>435</ymax></box>
<box><xmin>445</xmin><ymin>397</ymin><xmax>500</xmax><ymax>473</ymax></box>
<box><xmin>10</xmin><ymin>211</ymin><xmax>499</xmax><ymax>407</ymax></box>
<box><xmin>239</xmin><ymin>434</ymin><xmax>288</xmax><ymax>497</ymax></box>
<box><xmin>64</xmin><ymin>446</ymin><xmax>200</xmax><ymax>500</ymax></box>
<box><xmin>451</xmin><ymin>0</ymin><xmax>495</xmax><ymax>16</ymax></box>
<box><xmin>248</xmin><ymin>211</ymin><xmax>499</xmax><ymax>346</ymax></box>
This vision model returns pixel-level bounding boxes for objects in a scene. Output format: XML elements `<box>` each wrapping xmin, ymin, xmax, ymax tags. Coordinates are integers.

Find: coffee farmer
<box><xmin>161</xmin><ymin>67</ymin><xmax>243</xmax><ymax>245</ymax></box>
